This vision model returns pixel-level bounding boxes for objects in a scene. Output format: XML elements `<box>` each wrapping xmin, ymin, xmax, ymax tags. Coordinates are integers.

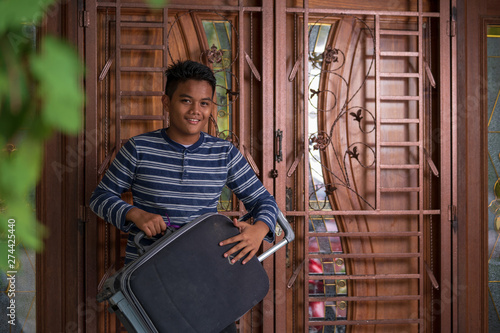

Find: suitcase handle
<box><xmin>134</xmin><ymin>232</ymin><xmax>147</xmax><ymax>256</ymax></box>
<box><xmin>257</xmin><ymin>209</ymin><xmax>295</xmax><ymax>262</ymax></box>
<box><xmin>134</xmin><ymin>227</ymin><xmax>176</xmax><ymax>256</ymax></box>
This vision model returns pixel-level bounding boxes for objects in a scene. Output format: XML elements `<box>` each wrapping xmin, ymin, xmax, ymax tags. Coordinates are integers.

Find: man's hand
<box><xmin>219</xmin><ymin>219</ymin><xmax>270</xmax><ymax>265</ymax></box>
<box><xmin>126</xmin><ymin>207</ymin><xmax>166</xmax><ymax>237</ymax></box>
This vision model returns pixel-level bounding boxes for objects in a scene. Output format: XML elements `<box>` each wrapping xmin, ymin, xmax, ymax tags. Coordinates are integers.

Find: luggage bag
<box><xmin>96</xmin><ymin>210</ymin><xmax>294</xmax><ymax>333</ymax></box>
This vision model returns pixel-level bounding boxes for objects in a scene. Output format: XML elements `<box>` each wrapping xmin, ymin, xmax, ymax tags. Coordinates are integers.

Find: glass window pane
<box><xmin>488</xmin><ymin>24</ymin><xmax>500</xmax><ymax>332</ymax></box>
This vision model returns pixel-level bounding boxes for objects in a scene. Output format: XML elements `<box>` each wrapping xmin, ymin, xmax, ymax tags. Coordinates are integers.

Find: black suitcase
<box><xmin>97</xmin><ymin>210</ymin><xmax>294</xmax><ymax>333</ymax></box>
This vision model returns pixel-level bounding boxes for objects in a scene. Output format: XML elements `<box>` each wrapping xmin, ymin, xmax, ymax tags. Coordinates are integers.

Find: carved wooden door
<box><xmin>274</xmin><ymin>1</ymin><xmax>455</xmax><ymax>332</ymax></box>
<box><xmin>84</xmin><ymin>0</ymin><xmax>455</xmax><ymax>332</ymax></box>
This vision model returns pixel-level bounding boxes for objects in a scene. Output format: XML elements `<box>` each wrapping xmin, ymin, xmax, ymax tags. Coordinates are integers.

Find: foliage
<box><xmin>0</xmin><ymin>0</ymin><xmax>83</xmax><ymax>271</ymax></box>
<box><xmin>145</xmin><ymin>0</ymin><xmax>169</xmax><ymax>8</ymax></box>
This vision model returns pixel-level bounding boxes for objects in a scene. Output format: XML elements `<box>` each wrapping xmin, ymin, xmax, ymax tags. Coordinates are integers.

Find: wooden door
<box><xmin>274</xmin><ymin>1</ymin><xmax>454</xmax><ymax>332</ymax></box>
<box><xmin>84</xmin><ymin>1</ymin><xmax>276</xmax><ymax>332</ymax></box>
<box><xmin>83</xmin><ymin>0</ymin><xmax>455</xmax><ymax>332</ymax></box>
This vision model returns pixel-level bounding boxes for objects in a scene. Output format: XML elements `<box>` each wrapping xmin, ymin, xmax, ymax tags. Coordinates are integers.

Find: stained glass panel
<box><xmin>202</xmin><ymin>20</ymin><xmax>235</xmax><ymax>212</ymax></box>
<box><xmin>308</xmin><ymin>23</ymin><xmax>347</xmax><ymax>333</ymax></box>
<box><xmin>487</xmin><ymin>24</ymin><xmax>500</xmax><ymax>332</ymax></box>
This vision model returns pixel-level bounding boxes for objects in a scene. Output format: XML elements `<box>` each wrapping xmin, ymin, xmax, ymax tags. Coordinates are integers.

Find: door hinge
<box><xmin>448</xmin><ymin>204</ymin><xmax>457</xmax><ymax>232</ymax></box>
<box><xmin>447</xmin><ymin>20</ymin><xmax>456</xmax><ymax>37</ymax></box>
<box><xmin>80</xmin><ymin>11</ymin><xmax>90</xmax><ymax>28</ymax></box>
<box><xmin>79</xmin><ymin>205</ymin><xmax>88</xmax><ymax>223</ymax></box>
<box><xmin>274</xmin><ymin>129</ymin><xmax>283</xmax><ymax>163</ymax></box>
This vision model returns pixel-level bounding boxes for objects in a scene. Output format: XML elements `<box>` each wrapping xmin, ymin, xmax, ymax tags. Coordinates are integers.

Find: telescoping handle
<box><xmin>257</xmin><ymin>209</ymin><xmax>295</xmax><ymax>262</ymax></box>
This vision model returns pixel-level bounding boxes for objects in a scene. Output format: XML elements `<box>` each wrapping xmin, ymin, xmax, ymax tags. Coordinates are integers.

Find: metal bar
<box><xmin>380</xmin><ymin>29</ymin><xmax>420</xmax><ymax>35</ymax></box>
<box><xmin>308</xmin><ymin>274</ymin><xmax>420</xmax><ymax>280</ymax></box>
<box><xmin>97</xmin><ymin>1</ymin><xmax>263</xmax><ymax>12</ymax></box>
<box><xmin>380</xmin><ymin>51</ymin><xmax>420</xmax><ymax>57</ymax></box>
<box><xmin>380</xmin><ymin>141</ymin><xmax>420</xmax><ymax>146</ymax></box>
<box><xmin>303</xmin><ymin>1</ymin><xmax>311</xmax><ymax>331</ymax></box>
<box><xmin>120</xmin><ymin>115</ymin><xmax>164</xmax><ymax>120</ymax></box>
<box><xmin>380</xmin><ymin>119</ymin><xmax>420</xmax><ymax>124</ymax></box>
<box><xmin>380</xmin><ymin>72</ymin><xmax>420</xmax><ymax>78</ymax></box>
<box><xmin>120</xmin><ymin>67</ymin><xmax>165</xmax><ymax>72</ymax></box>
<box><xmin>380</xmin><ymin>187</ymin><xmax>421</xmax><ymax>192</ymax></box>
<box><xmin>286</xmin><ymin>8</ymin><xmax>440</xmax><ymax>18</ymax></box>
<box><xmin>380</xmin><ymin>95</ymin><xmax>420</xmax><ymax>101</ymax></box>
<box><xmin>308</xmin><ymin>318</ymin><xmax>422</xmax><ymax>326</ymax></box>
<box><xmin>119</xmin><ymin>22</ymin><xmax>164</xmax><ymax>28</ymax></box>
<box><xmin>120</xmin><ymin>44</ymin><xmax>164</xmax><ymax>50</ymax></box>
<box><xmin>380</xmin><ymin>164</ymin><xmax>420</xmax><ymax>169</ymax></box>
<box><xmin>238</xmin><ymin>0</ymin><xmax>245</xmax><ymax>216</ymax></box>
<box><xmin>115</xmin><ymin>0</ymin><xmax>122</xmax><ymax>150</ymax></box>
<box><xmin>261</xmin><ymin>1</ymin><xmax>275</xmax><ymax>332</ymax></box>
<box><xmin>309</xmin><ymin>295</ymin><xmax>421</xmax><ymax>301</ymax></box>
<box><xmin>286</xmin><ymin>210</ymin><xmax>440</xmax><ymax>216</ymax></box>
<box><xmin>162</xmin><ymin>6</ymin><xmax>168</xmax><ymax>129</ymax></box>
<box><xmin>309</xmin><ymin>253</ymin><xmax>421</xmax><ymax>259</ymax></box>
<box><xmin>375</xmin><ymin>14</ymin><xmax>381</xmax><ymax>210</ymax></box>
<box><xmin>309</xmin><ymin>231</ymin><xmax>421</xmax><ymax>237</ymax></box>
<box><xmin>418</xmin><ymin>3</ymin><xmax>425</xmax><ymax>330</ymax></box>
<box><xmin>120</xmin><ymin>91</ymin><xmax>164</xmax><ymax>96</ymax></box>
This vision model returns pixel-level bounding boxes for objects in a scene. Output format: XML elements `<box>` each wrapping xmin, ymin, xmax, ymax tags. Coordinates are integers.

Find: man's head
<box><xmin>164</xmin><ymin>60</ymin><xmax>217</xmax><ymax>98</ymax></box>
<box><xmin>162</xmin><ymin>61</ymin><xmax>216</xmax><ymax>145</ymax></box>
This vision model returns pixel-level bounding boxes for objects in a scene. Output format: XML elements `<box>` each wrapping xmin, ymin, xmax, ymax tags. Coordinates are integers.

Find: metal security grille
<box><xmin>85</xmin><ymin>1</ymin><xmax>277</xmax><ymax>332</ymax></box>
<box><xmin>275</xmin><ymin>1</ymin><xmax>452</xmax><ymax>332</ymax></box>
<box><xmin>84</xmin><ymin>1</ymin><xmax>454</xmax><ymax>332</ymax></box>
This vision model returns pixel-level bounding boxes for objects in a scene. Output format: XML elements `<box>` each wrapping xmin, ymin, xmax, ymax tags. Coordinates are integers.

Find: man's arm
<box><xmin>90</xmin><ymin>139</ymin><xmax>160</xmax><ymax>234</ymax></box>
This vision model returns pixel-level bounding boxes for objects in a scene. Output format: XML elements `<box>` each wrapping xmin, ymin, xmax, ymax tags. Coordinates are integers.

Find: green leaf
<box><xmin>0</xmin><ymin>200</ymin><xmax>44</xmax><ymax>252</ymax></box>
<box><xmin>0</xmin><ymin>139</ymin><xmax>43</xmax><ymax>198</ymax></box>
<box><xmin>0</xmin><ymin>0</ymin><xmax>55</xmax><ymax>34</ymax></box>
<box><xmin>144</xmin><ymin>0</ymin><xmax>169</xmax><ymax>8</ymax></box>
<box><xmin>495</xmin><ymin>179</ymin><xmax>500</xmax><ymax>199</ymax></box>
<box><xmin>29</xmin><ymin>36</ymin><xmax>83</xmax><ymax>134</ymax></box>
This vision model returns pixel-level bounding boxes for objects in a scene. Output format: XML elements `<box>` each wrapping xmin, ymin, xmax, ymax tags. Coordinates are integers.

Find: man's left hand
<box><xmin>219</xmin><ymin>219</ymin><xmax>270</xmax><ymax>265</ymax></box>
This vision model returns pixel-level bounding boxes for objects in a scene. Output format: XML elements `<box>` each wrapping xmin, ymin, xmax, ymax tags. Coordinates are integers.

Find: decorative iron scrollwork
<box><xmin>206</xmin><ymin>44</ymin><xmax>224</xmax><ymax>64</ymax></box>
<box><xmin>307</xmin><ymin>15</ymin><xmax>376</xmax><ymax>210</ymax></box>
<box><xmin>323</xmin><ymin>45</ymin><xmax>339</xmax><ymax>64</ymax></box>
<box><xmin>310</xmin><ymin>131</ymin><xmax>330</xmax><ymax>151</ymax></box>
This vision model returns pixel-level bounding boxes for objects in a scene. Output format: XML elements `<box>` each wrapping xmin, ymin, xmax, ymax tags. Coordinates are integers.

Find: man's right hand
<box><xmin>126</xmin><ymin>207</ymin><xmax>166</xmax><ymax>237</ymax></box>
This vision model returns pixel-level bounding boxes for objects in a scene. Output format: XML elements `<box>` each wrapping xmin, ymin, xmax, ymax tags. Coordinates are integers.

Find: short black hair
<box><xmin>164</xmin><ymin>60</ymin><xmax>217</xmax><ymax>98</ymax></box>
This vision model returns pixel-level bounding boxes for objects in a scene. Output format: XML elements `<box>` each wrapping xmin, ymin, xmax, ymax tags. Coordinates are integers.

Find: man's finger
<box><xmin>219</xmin><ymin>234</ymin><xmax>243</xmax><ymax>246</ymax></box>
<box><xmin>143</xmin><ymin>226</ymin><xmax>152</xmax><ymax>238</ymax></box>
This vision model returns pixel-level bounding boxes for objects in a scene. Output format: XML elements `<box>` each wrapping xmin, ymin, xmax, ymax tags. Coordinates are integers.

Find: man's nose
<box><xmin>190</xmin><ymin>102</ymin><xmax>201</xmax><ymax>113</ymax></box>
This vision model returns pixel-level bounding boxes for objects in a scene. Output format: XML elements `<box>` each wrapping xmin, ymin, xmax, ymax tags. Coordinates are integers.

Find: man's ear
<box><xmin>161</xmin><ymin>94</ymin><xmax>170</xmax><ymax>110</ymax></box>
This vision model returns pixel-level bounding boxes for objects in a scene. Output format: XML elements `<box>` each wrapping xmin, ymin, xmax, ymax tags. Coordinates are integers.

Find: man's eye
<box><xmin>181</xmin><ymin>99</ymin><xmax>191</xmax><ymax>103</ymax></box>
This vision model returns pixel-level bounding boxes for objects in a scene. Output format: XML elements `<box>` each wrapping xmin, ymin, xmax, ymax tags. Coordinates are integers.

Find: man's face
<box><xmin>162</xmin><ymin>79</ymin><xmax>214</xmax><ymax>145</ymax></box>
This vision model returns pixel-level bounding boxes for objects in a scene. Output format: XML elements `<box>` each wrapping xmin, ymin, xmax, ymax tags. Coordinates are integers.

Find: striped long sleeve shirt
<box><xmin>90</xmin><ymin>129</ymin><xmax>278</xmax><ymax>262</ymax></box>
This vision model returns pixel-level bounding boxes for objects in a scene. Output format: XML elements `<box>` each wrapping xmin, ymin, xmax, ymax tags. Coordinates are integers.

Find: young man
<box><xmin>90</xmin><ymin>59</ymin><xmax>277</xmax><ymax>268</ymax></box>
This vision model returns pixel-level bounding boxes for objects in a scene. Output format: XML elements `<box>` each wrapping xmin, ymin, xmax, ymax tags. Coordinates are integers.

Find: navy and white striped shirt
<box><xmin>90</xmin><ymin>129</ymin><xmax>277</xmax><ymax>262</ymax></box>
